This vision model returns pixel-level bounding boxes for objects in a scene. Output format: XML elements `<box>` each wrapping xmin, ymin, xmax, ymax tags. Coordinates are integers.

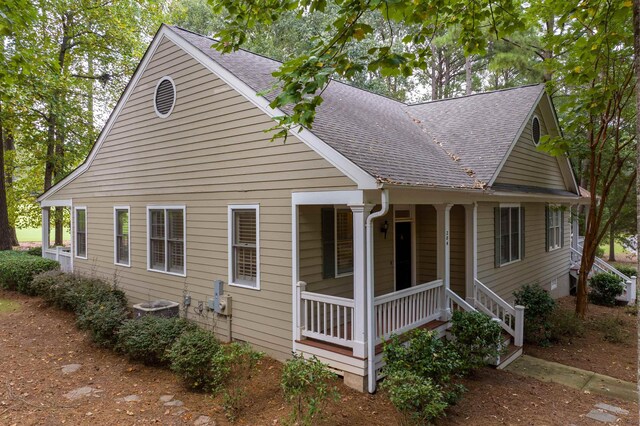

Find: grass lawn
<box><xmin>16</xmin><ymin>227</ymin><xmax>70</xmax><ymax>243</ymax></box>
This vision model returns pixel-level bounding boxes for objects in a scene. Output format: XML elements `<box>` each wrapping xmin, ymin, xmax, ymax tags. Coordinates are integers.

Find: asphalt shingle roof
<box><xmin>169</xmin><ymin>25</ymin><xmax>545</xmax><ymax>189</ymax></box>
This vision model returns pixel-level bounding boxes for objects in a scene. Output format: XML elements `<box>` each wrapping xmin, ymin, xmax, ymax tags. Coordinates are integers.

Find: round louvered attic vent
<box><xmin>532</xmin><ymin>115</ymin><xmax>541</xmax><ymax>145</ymax></box>
<box><xmin>154</xmin><ymin>76</ymin><xmax>176</xmax><ymax>118</ymax></box>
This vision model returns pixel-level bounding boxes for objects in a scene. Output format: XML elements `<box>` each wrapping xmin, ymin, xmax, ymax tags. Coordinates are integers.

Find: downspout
<box><xmin>366</xmin><ymin>189</ymin><xmax>389</xmax><ymax>393</ymax></box>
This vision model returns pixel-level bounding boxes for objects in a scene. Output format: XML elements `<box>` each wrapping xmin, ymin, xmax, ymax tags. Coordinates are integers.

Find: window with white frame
<box><xmin>546</xmin><ymin>205</ymin><xmax>563</xmax><ymax>251</ymax></box>
<box><xmin>114</xmin><ymin>207</ymin><xmax>130</xmax><ymax>266</ymax></box>
<box><xmin>229</xmin><ymin>205</ymin><xmax>259</xmax><ymax>289</ymax></box>
<box><xmin>321</xmin><ymin>207</ymin><xmax>353</xmax><ymax>279</ymax></box>
<box><xmin>495</xmin><ymin>205</ymin><xmax>523</xmax><ymax>266</ymax></box>
<box><xmin>75</xmin><ymin>207</ymin><xmax>87</xmax><ymax>258</ymax></box>
<box><xmin>147</xmin><ymin>207</ymin><xmax>185</xmax><ymax>275</ymax></box>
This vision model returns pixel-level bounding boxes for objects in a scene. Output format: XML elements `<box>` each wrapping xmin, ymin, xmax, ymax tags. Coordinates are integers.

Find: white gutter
<box><xmin>365</xmin><ymin>189</ymin><xmax>389</xmax><ymax>393</ymax></box>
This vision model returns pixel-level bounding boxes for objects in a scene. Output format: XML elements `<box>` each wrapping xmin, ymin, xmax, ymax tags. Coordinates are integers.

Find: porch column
<box><xmin>349</xmin><ymin>203</ymin><xmax>372</xmax><ymax>358</ymax></box>
<box><xmin>464</xmin><ymin>203</ymin><xmax>477</xmax><ymax>305</ymax></box>
<box><xmin>435</xmin><ymin>204</ymin><xmax>452</xmax><ymax>320</ymax></box>
<box><xmin>41</xmin><ymin>208</ymin><xmax>50</xmax><ymax>253</ymax></box>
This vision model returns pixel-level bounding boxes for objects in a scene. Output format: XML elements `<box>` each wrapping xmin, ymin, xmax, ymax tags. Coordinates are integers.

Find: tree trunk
<box><xmin>465</xmin><ymin>56</ymin><xmax>472</xmax><ymax>95</ymax></box>
<box><xmin>3</xmin><ymin>122</ymin><xmax>18</xmax><ymax>247</ymax></box>
<box><xmin>0</xmin><ymin>104</ymin><xmax>13</xmax><ymax>251</ymax></box>
<box><xmin>634</xmin><ymin>0</ymin><xmax>639</xmax><ymax>292</ymax></box>
<box><xmin>608</xmin><ymin>226</ymin><xmax>616</xmax><ymax>262</ymax></box>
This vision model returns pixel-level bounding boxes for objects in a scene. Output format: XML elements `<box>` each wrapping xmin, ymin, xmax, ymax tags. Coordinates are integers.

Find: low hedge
<box><xmin>0</xmin><ymin>250</ymin><xmax>59</xmax><ymax>295</ymax></box>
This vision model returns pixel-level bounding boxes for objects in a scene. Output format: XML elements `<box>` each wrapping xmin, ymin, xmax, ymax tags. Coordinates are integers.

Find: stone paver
<box><xmin>505</xmin><ymin>355</ymin><xmax>638</xmax><ymax>403</ymax></box>
<box><xmin>122</xmin><ymin>394</ymin><xmax>141</xmax><ymax>402</ymax></box>
<box><xmin>63</xmin><ymin>386</ymin><xmax>102</xmax><ymax>400</ymax></box>
<box><xmin>194</xmin><ymin>415</ymin><xmax>212</xmax><ymax>425</ymax></box>
<box><xmin>61</xmin><ymin>364</ymin><xmax>82</xmax><ymax>374</ymax></box>
<box><xmin>586</xmin><ymin>409</ymin><xmax>618</xmax><ymax>423</ymax></box>
<box><xmin>159</xmin><ymin>394</ymin><xmax>175</xmax><ymax>403</ymax></box>
<box><xmin>164</xmin><ymin>399</ymin><xmax>184</xmax><ymax>407</ymax></box>
<box><xmin>594</xmin><ymin>402</ymin><xmax>629</xmax><ymax>415</ymax></box>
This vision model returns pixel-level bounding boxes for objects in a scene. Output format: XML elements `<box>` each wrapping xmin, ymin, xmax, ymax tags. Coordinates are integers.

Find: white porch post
<box><xmin>41</xmin><ymin>208</ymin><xmax>50</xmax><ymax>253</ymax></box>
<box><xmin>464</xmin><ymin>203</ymin><xmax>477</xmax><ymax>305</ymax></box>
<box><xmin>349</xmin><ymin>203</ymin><xmax>372</xmax><ymax>358</ymax></box>
<box><xmin>435</xmin><ymin>204</ymin><xmax>452</xmax><ymax>320</ymax></box>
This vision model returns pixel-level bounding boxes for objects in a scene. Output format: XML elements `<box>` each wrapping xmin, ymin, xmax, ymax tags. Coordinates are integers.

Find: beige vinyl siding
<box><xmin>449</xmin><ymin>205</ymin><xmax>466</xmax><ymax>297</ymax></box>
<box><xmin>477</xmin><ymin>202</ymin><xmax>571</xmax><ymax>302</ymax></box>
<box><xmin>416</xmin><ymin>205</ymin><xmax>437</xmax><ymax>283</ymax></box>
<box><xmin>50</xmin><ymin>37</ymin><xmax>358</xmax><ymax>360</ymax></box>
<box><xmin>494</xmin><ymin>107</ymin><xmax>567</xmax><ymax>190</ymax></box>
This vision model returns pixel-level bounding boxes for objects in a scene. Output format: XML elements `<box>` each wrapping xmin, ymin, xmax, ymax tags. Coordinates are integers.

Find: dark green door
<box><xmin>395</xmin><ymin>222</ymin><xmax>412</xmax><ymax>291</ymax></box>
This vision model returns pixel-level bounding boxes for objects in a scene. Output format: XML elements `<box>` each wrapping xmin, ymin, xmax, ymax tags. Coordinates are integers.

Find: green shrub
<box><xmin>281</xmin><ymin>353</ymin><xmax>339</xmax><ymax>426</ymax></box>
<box><xmin>382</xmin><ymin>370</ymin><xmax>448</xmax><ymax>425</ymax></box>
<box><xmin>116</xmin><ymin>316</ymin><xmax>198</xmax><ymax>365</ymax></box>
<box><xmin>593</xmin><ymin>316</ymin><xmax>629</xmax><ymax>344</ymax></box>
<box><xmin>383</xmin><ymin>329</ymin><xmax>464</xmax><ymax>404</ymax></box>
<box><xmin>31</xmin><ymin>271</ymin><xmax>126</xmax><ymax>314</ymax></box>
<box><xmin>548</xmin><ymin>307</ymin><xmax>585</xmax><ymax>343</ymax></box>
<box><xmin>219</xmin><ymin>343</ymin><xmax>264</xmax><ymax>422</ymax></box>
<box><xmin>25</xmin><ymin>246</ymin><xmax>42</xmax><ymax>257</ymax></box>
<box><xmin>76</xmin><ymin>296</ymin><xmax>129</xmax><ymax>348</ymax></box>
<box><xmin>514</xmin><ymin>284</ymin><xmax>556</xmax><ymax>345</ymax></box>
<box><xmin>0</xmin><ymin>251</ymin><xmax>59</xmax><ymax>294</ymax></box>
<box><xmin>614</xmin><ymin>264</ymin><xmax>637</xmax><ymax>278</ymax></box>
<box><xmin>167</xmin><ymin>327</ymin><xmax>223</xmax><ymax>391</ymax></box>
<box><xmin>589</xmin><ymin>273</ymin><xmax>625</xmax><ymax>306</ymax></box>
<box><xmin>449</xmin><ymin>310</ymin><xmax>503</xmax><ymax>372</ymax></box>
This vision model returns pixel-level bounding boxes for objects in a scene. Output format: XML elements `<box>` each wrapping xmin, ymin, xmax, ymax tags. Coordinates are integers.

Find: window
<box><xmin>147</xmin><ymin>207</ymin><xmax>185</xmax><ymax>275</ymax></box>
<box><xmin>321</xmin><ymin>207</ymin><xmax>353</xmax><ymax>278</ymax></box>
<box><xmin>229</xmin><ymin>205</ymin><xmax>259</xmax><ymax>289</ymax></box>
<box><xmin>546</xmin><ymin>205</ymin><xmax>563</xmax><ymax>251</ymax></box>
<box><xmin>494</xmin><ymin>205</ymin><xmax>523</xmax><ymax>266</ymax></box>
<box><xmin>532</xmin><ymin>115</ymin><xmax>541</xmax><ymax>145</ymax></box>
<box><xmin>114</xmin><ymin>207</ymin><xmax>130</xmax><ymax>266</ymax></box>
<box><xmin>75</xmin><ymin>207</ymin><xmax>87</xmax><ymax>259</ymax></box>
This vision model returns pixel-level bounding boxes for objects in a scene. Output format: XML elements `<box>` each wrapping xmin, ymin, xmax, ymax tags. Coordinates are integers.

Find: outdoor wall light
<box><xmin>380</xmin><ymin>220</ymin><xmax>389</xmax><ymax>239</ymax></box>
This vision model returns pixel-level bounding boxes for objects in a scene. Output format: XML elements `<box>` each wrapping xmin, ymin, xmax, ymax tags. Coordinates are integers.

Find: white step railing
<box><xmin>446</xmin><ymin>288</ymin><xmax>475</xmax><ymax>313</ymax></box>
<box><xmin>298</xmin><ymin>283</ymin><xmax>355</xmax><ymax>348</ymax></box>
<box><xmin>473</xmin><ymin>279</ymin><xmax>524</xmax><ymax>347</ymax></box>
<box><xmin>374</xmin><ymin>279</ymin><xmax>444</xmax><ymax>345</ymax></box>
<box><xmin>571</xmin><ymin>246</ymin><xmax>637</xmax><ymax>305</ymax></box>
<box><xmin>43</xmin><ymin>246</ymin><xmax>72</xmax><ymax>272</ymax></box>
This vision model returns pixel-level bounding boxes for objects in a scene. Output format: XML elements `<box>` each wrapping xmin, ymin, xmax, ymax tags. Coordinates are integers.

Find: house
<box><xmin>38</xmin><ymin>24</ymin><xmax>592</xmax><ymax>393</ymax></box>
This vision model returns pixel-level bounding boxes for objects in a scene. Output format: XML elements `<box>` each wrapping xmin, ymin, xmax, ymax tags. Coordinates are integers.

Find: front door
<box><xmin>395</xmin><ymin>222</ymin><xmax>412</xmax><ymax>291</ymax></box>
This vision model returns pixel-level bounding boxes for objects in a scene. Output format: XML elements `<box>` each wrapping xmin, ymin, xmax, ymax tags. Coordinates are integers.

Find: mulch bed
<box><xmin>526</xmin><ymin>296</ymin><xmax>638</xmax><ymax>383</ymax></box>
<box><xmin>1</xmin><ymin>290</ymin><xmax>637</xmax><ymax>425</ymax></box>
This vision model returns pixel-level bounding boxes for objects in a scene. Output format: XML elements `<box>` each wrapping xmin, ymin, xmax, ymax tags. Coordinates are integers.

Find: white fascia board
<box><xmin>162</xmin><ymin>28</ymin><xmax>378</xmax><ymax>190</ymax></box>
<box><xmin>292</xmin><ymin>190</ymin><xmax>364</xmax><ymax>206</ymax></box>
<box><xmin>40</xmin><ymin>199</ymin><xmax>72</xmax><ymax>207</ymax></box>
<box><xmin>37</xmin><ymin>27</ymin><xmax>167</xmax><ymax>203</ymax></box>
<box><xmin>487</xmin><ymin>87</ymin><xmax>546</xmax><ymax>187</ymax></box>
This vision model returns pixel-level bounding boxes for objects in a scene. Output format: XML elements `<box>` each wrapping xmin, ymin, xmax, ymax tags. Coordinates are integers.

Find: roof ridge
<box><xmin>407</xmin><ymin>83</ymin><xmax>544</xmax><ymax>107</ymax></box>
<box><xmin>167</xmin><ymin>24</ymin><xmax>407</xmax><ymax>106</ymax></box>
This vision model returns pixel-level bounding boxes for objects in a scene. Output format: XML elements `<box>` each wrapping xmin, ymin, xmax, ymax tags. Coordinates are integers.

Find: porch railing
<box><xmin>374</xmin><ymin>279</ymin><xmax>444</xmax><ymax>345</ymax></box>
<box><xmin>571</xmin><ymin>246</ymin><xmax>637</xmax><ymax>305</ymax></box>
<box><xmin>446</xmin><ymin>288</ymin><xmax>475</xmax><ymax>313</ymax></box>
<box><xmin>473</xmin><ymin>278</ymin><xmax>524</xmax><ymax>346</ymax></box>
<box><xmin>43</xmin><ymin>246</ymin><xmax>72</xmax><ymax>272</ymax></box>
<box><xmin>298</xmin><ymin>284</ymin><xmax>355</xmax><ymax>348</ymax></box>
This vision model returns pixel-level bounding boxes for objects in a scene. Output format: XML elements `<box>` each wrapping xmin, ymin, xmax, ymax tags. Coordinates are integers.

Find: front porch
<box><xmin>291</xmin><ymin>190</ymin><xmax>524</xmax><ymax>391</ymax></box>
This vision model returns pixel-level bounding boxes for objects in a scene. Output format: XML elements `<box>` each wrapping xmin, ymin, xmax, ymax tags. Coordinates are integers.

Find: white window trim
<box><xmin>548</xmin><ymin>204</ymin><xmax>562</xmax><ymax>252</ymax></box>
<box><xmin>228</xmin><ymin>204</ymin><xmax>260</xmax><ymax>290</ymax></box>
<box><xmin>114</xmin><ymin>206</ymin><xmax>131</xmax><ymax>267</ymax></box>
<box><xmin>153</xmin><ymin>76</ymin><xmax>176</xmax><ymax>119</ymax></box>
<box><xmin>532</xmin><ymin>114</ymin><xmax>541</xmax><ymax>146</ymax></box>
<box><xmin>146</xmin><ymin>205</ymin><xmax>187</xmax><ymax>277</ymax></box>
<box><xmin>334</xmin><ymin>207</ymin><xmax>354</xmax><ymax>278</ymax></box>
<box><xmin>498</xmin><ymin>203</ymin><xmax>521</xmax><ymax>267</ymax></box>
<box><xmin>74</xmin><ymin>206</ymin><xmax>88</xmax><ymax>259</ymax></box>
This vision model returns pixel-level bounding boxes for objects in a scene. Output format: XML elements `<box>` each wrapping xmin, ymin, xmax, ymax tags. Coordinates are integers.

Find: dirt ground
<box><xmin>1</xmin><ymin>290</ymin><xmax>637</xmax><ymax>426</ymax></box>
<box><xmin>526</xmin><ymin>296</ymin><xmax>638</xmax><ymax>383</ymax></box>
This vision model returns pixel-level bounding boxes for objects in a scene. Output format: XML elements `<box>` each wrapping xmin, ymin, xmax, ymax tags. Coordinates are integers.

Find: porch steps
<box><xmin>496</xmin><ymin>344</ymin><xmax>523</xmax><ymax>370</ymax></box>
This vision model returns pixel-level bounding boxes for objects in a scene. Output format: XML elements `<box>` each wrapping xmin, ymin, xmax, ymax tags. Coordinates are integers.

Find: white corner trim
<box><xmin>228</xmin><ymin>204</ymin><xmax>261</xmax><ymax>291</ymax></box>
<box><xmin>145</xmin><ymin>205</ymin><xmax>187</xmax><ymax>277</ymax></box>
<box><xmin>161</xmin><ymin>28</ymin><xmax>378</xmax><ymax>190</ymax></box>
<box><xmin>73</xmin><ymin>206</ymin><xmax>88</xmax><ymax>259</ymax></box>
<box><xmin>153</xmin><ymin>76</ymin><xmax>177</xmax><ymax>118</ymax></box>
<box><xmin>487</xmin><ymin>88</ymin><xmax>545</xmax><ymax>187</ymax></box>
<box><xmin>113</xmin><ymin>206</ymin><xmax>131</xmax><ymax>267</ymax></box>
